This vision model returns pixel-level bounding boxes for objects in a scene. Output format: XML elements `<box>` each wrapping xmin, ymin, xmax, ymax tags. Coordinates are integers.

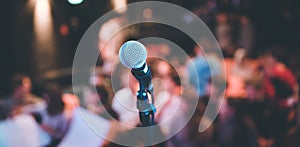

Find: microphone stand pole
<box><xmin>131</xmin><ymin>66</ymin><xmax>156</xmax><ymax>146</ymax></box>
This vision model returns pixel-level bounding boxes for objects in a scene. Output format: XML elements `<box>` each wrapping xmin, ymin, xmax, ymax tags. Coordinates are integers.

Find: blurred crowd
<box><xmin>0</xmin><ymin>1</ymin><xmax>299</xmax><ymax>147</ymax></box>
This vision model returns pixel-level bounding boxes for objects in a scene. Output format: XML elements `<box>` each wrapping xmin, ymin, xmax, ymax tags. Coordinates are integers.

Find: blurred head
<box><xmin>156</xmin><ymin>60</ymin><xmax>172</xmax><ymax>77</ymax></box>
<box><xmin>263</xmin><ymin>52</ymin><xmax>276</xmax><ymax>65</ymax></box>
<box><xmin>62</xmin><ymin>91</ymin><xmax>80</xmax><ymax>111</ymax></box>
<box><xmin>234</xmin><ymin>48</ymin><xmax>247</xmax><ymax>64</ymax></box>
<box><xmin>193</xmin><ymin>45</ymin><xmax>204</xmax><ymax>57</ymax></box>
<box><xmin>261</xmin><ymin>51</ymin><xmax>278</xmax><ymax>76</ymax></box>
<box><xmin>11</xmin><ymin>74</ymin><xmax>32</xmax><ymax>98</ymax></box>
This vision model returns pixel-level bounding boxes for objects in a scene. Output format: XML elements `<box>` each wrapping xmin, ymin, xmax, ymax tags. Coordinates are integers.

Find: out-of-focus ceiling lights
<box><xmin>67</xmin><ymin>0</ymin><xmax>84</xmax><ymax>5</ymax></box>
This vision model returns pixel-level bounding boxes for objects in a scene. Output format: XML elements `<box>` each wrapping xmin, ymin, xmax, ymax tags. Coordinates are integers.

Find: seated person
<box><xmin>39</xmin><ymin>84</ymin><xmax>72</xmax><ymax>146</ymax></box>
<box><xmin>4</xmin><ymin>74</ymin><xmax>45</xmax><ymax>115</ymax></box>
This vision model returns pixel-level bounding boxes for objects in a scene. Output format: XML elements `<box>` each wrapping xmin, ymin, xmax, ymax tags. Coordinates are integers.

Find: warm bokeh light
<box><xmin>33</xmin><ymin>0</ymin><xmax>56</xmax><ymax>71</ymax></box>
<box><xmin>111</xmin><ymin>0</ymin><xmax>127</xmax><ymax>13</ymax></box>
<box><xmin>143</xmin><ymin>8</ymin><xmax>153</xmax><ymax>19</ymax></box>
<box><xmin>59</xmin><ymin>24</ymin><xmax>69</xmax><ymax>36</ymax></box>
<box><xmin>34</xmin><ymin>0</ymin><xmax>53</xmax><ymax>43</ymax></box>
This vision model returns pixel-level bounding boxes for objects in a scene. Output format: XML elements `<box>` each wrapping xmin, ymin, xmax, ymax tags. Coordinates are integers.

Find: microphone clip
<box><xmin>136</xmin><ymin>89</ymin><xmax>156</xmax><ymax>126</ymax></box>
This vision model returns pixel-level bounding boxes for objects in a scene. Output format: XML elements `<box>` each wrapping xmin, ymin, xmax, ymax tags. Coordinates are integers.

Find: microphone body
<box><xmin>131</xmin><ymin>63</ymin><xmax>153</xmax><ymax>92</ymax></box>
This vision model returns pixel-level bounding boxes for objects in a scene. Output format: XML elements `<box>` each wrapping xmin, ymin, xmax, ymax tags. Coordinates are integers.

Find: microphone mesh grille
<box><xmin>119</xmin><ymin>41</ymin><xmax>147</xmax><ymax>69</ymax></box>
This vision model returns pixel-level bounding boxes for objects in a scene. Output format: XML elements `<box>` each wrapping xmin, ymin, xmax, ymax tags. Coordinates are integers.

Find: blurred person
<box><xmin>0</xmin><ymin>100</ymin><xmax>50</xmax><ymax>147</ymax></box>
<box><xmin>39</xmin><ymin>84</ymin><xmax>72</xmax><ymax>146</ymax></box>
<box><xmin>155</xmin><ymin>72</ymin><xmax>188</xmax><ymax>137</ymax></box>
<box><xmin>261</xmin><ymin>50</ymin><xmax>298</xmax><ymax>147</ymax></box>
<box><xmin>225</xmin><ymin>48</ymin><xmax>256</xmax><ymax>98</ymax></box>
<box><xmin>243</xmin><ymin>76</ymin><xmax>276</xmax><ymax>147</ymax></box>
<box><xmin>97</xmin><ymin>16</ymin><xmax>126</xmax><ymax>76</ymax></box>
<box><xmin>4</xmin><ymin>74</ymin><xmax>45</xmax><ymax>115</ymax></box>
<box><xmin>186</xmin><ymin>40</ymin><xmax>222</xmax><ymax>97</ymax></box>
<box><xmin>112</xmin><ymin>71</ymin><xmax>140</xmax><ymax>128</ymax></box>
<box><xmin>61</xmin><ymin>90</ymin><xmax>80</xmax><ymax>119</ymax></box>
<box><xmin>152</xmin><ymin>59</ymin><xmax>172</xmax><ymax>78</ymax></box>
<box><xmin>150</xmin><ymin>59</ymin><xmax>173</xmax><ymax>97</ymax></box>
<box><xmin>262</xmin><ymin>50</ymin><xmax>298</xmax><ymax>106</ymax></box>
<box><xmin>218</xmin><ymin>59</ymin><xmax>257</xmax><ymax>147</ymax></box>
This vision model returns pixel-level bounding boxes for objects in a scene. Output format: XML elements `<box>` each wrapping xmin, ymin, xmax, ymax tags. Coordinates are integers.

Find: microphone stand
<box><xmin>131</xmin><ymin>65</ymin><xmax>156</xmax><ymax>146</ymax></box>
<box><xmin>131</xmin><ymin>64</ymin><xmax>156</xmax><ymax>126</ymax></box>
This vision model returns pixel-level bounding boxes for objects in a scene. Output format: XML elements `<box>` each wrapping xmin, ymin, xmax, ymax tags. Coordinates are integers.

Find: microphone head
<box><xmin>119</xmin><ymin>41</ymin><xmax>147</xmax><ymax>69</ymax></box>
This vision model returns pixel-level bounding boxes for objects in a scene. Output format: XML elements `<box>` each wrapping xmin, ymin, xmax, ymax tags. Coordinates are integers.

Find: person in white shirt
<box><xmin>155</xmin><ymin>73</ymin><xmax>188</xmax><ymax>137</ymax></box>
<box><xmin>112</xmin><ymin>72</ymin><xmax>140</xmax><ymax>128</ymax></box>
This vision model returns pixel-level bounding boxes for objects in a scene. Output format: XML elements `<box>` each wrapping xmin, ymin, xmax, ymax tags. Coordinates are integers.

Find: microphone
<box><xmin>119</xmin><ymin>40</ymin><xmax>156</xmax><ymax>126</ymax></box>
<box><xmin>119</xmin><ymin>41</ymin><xmax>153</xmax><ymax>92</ymax></box>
